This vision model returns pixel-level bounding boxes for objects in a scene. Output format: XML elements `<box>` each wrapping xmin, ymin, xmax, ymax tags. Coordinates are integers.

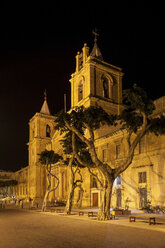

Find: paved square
<box><xmin>0</xmin><ymin>209</ymin><xmax>165</xmax><ymax>248</ymax></box>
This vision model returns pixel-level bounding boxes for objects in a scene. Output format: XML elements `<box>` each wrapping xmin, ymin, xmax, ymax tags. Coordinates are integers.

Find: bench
<box><xmin>78</xmin><ymin>211</ymin><xmax>97</xmax><ymax>217</ymax></box>
<box><xmin>79</xmin><ymin>211</ymin><xmax>85</xmax><ymax>216</ymax></box>
<box><xmin>129</xmin><ymin>215</ymin><xmax>156</xmax><ymax>225</ymax></box>
<box><xmin>50</xmin><ymin>208</ymin><xmax>56</xmax><ymax>212</ymax></box>
<box><xmin>29</xmin><ymin>206</ymin><xmax>37</xmax><ymax>210</ymax></box>
<box><xmin>55</xmin><ymin>209</ymin><xmax>64</xmax><ymax>213</ymax></box>
<box><xmin>88</xmin><ymin>211</ymin><xmax>96</xmax><ymax>217</ymax></box>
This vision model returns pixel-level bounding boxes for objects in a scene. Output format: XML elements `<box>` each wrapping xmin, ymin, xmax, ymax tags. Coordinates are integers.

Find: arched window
<box><xmin>46</xmin><ymin>124</ymin><xmax>51</xmax><ymax>137</ymax></box>
<box><xmin>116</xmin><ymin>175</ymin><xmax>122</xmax><ymax>185</ymax></box>
<box><xmin>114</xmin><ymin>175</ymin><xmax>122</xmax><ymax>187</ymax></box>
<box><xmin>103</xmin><ymin>77</ymin><xmax>109</xmax><ymax>98</ymax></box>
<box><xmin>90</xmin><ymin>176</ymin><xmax>97</xmax><ymax>188</ymax></box>
<box><xmin>78</xmin><ymin>81</ymin><xmax>83</xmax><ymax>101</ymax></box>
<box><xmin>101</xmin><ymin>74</ymin><xmax>114</xmax><ymax>99</ymax></box>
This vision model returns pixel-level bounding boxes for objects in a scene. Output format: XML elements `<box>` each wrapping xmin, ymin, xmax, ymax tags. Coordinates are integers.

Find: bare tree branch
<box><xmin>83</xmin><ymin>122</ymin><xmax>94</xmax><ymax>142</ymax></box>
<box><xmin>114</xmin><ymin>114</ymin><xmax>151</xmax><ymax>177</ymax></box>
<box><xmin>87</xmin><ymin>167</ymin><xmax>103</xmax><ymax>188</ymax></box>
<box><xmin>65</xmin><ymin>120</ymin><xmax>91</xmax><ymax>147</ymax></box>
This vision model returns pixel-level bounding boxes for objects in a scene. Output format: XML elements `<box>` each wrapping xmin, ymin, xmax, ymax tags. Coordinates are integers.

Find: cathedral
<box><xmin>1</xmin><ymin>35</ymin><xmax>165</xmax><ymax>210</ymax></box>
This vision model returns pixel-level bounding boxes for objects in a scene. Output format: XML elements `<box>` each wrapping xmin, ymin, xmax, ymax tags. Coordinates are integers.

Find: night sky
<box><xmin>0</xmin><ymin>2</ymin><xmax>164</xmax><ymax>172</ymax></box>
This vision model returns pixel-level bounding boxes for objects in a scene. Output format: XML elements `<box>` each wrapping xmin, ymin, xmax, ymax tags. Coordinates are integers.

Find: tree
<box><xmin>64</xmin><ymin>151</ymin><xmax>84</xmax><ymax>214</ymax></box>
<box><xmin>0</xmin><ymin>180</ymin><xmax>18</xmax><ymax>197</ymax></box>
<box><xmin>59</xmin><ymin>130</ymin><xmax>88</xmax><ymax>214</ymax></box>
<box><xmin>55</xmin><ymin>84</ymin><xmax>165</xmax><ymax>220</ymax></box>
<box><xmin>39</xmin><ymin>150</ymin><xmax>62</xmax><ymax>211</ymax></box>
<box><xmin>0</xmin><ymin>180</ymin><xmax>18</xmax><ymax>187</ymax></box>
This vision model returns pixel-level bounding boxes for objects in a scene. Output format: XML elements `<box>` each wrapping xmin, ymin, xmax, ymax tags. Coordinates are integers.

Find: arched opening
<box><xmin>114</xmin><ymin>175</ymin><xmax>122</xmax><ymax>186</ymax></box>
<box><xmin>101</xmin><ymin>74</ymin><xmax>113</xmax><ymax>100</ymax></box>
<box><xmin>46</xmin><ymin>124</ymin><xmax>51</xmax><ymax>137</ymax></box>
<box><xmin>78</xmin><ymin>81</ymin><xmax>83</xmax><ymax>101</ymax></box>
<box><xmin>103</xmin><ymin>76</ymin><xmax>109</xmax><ymax>98</ymax></box>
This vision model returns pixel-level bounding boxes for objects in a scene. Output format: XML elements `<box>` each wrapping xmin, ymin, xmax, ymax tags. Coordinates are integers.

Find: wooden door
<box><xmin>93</xmin><ymin>193</ymin><xmax>98</xmax><ymax>207</ymax></box>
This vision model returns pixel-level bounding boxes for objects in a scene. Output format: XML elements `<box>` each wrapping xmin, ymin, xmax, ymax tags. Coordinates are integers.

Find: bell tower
<box><xmin>28</xmin><ymin>91</ymin><xmax>55</xmax><ymax>201</ymax></box>
<box><xmin>70</xmin><ymin>31</ymin><xmax>124</xmax><ymax>114</ymax></box>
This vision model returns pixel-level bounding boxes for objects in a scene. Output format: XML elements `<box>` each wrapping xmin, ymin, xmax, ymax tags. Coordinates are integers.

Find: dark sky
<box><xmin>0</xmin><ymin>2</ymin><xmax>164</xmax><ymax>171</ymax></box>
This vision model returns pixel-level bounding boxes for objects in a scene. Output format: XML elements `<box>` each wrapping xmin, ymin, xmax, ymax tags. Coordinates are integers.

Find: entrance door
<box><xmin>139</xmin><ymin>187</ymin><xmax>147</xmax><ymax>209</ymax></box>
<box><xmin>116</xmin><ymin>189</ymin><xmax>122</xmax><ymax>208</ymax></box>
<box><xmin>93</xmin><ymin>193</ymin><xmax>98</xmax><ymax>207</ymax></box>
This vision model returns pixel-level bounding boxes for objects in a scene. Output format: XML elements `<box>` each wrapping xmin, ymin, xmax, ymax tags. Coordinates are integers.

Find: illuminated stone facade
<box><xmin>1</xmin><ymin>40</ymin><xmax>165</xmax><ymax>209</ymax></box>
<box><xmin>70</xmin><ymin>43</ymin><xmax>123</xmax><ymax>114</ymax></box>
<box><xmin>48</xmin><ymin>42</ymin><xmax>165</xmax><ymax>209</ymax></box>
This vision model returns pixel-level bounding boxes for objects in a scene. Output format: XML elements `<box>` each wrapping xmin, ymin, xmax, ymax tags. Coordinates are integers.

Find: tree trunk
<box><xmin>76</xmin><ymin>185</ymin><xmax>84</xmax><ymax>208</ymax></box>
<box><xmin>64</xmin><ymin>158</ymin><xmax>75</xmax><ymax>214</ymax></box>
<box><xmin>41</xmin><ymin>163</ymin><xmax>60</xmax><ymax>212</ymax></box>
<box><xmin>64</xmin><ymin>185</ymin><xmax>75</xmax><ymax>214</ymax></box>
<box><xmin>42</xmin><ymin>189</ymin><xmax>50</xmax><ymax>212</ymax></box>
<box><xmin>97</xmin><ymin>179</ymin><xmax>114</xmax><ymax>221</ymax></box>
<box><xmin>42</xmin><ymin>169</ymin><xmax>51</xmax><ymax>212</ymax></box>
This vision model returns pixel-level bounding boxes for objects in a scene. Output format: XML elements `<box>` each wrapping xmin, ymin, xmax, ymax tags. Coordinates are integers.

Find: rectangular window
<box><xmin>90</xmin><ymin>176</ymin><xmax>97</xmax><ymax>188</ymax></box>
<box><xmin>138</xmin><ymin>172</ymin><xmax>147</xmax><ymax>183</ymax></box>
<box><xmin>116</xmin><ymin>145</ymin><xmax>120</xmax><ymax>159</ymax></box>
<box><xmin>92</xmin><ymin>177</ymin><xmax>97</xmax><ymax>188</ymax></box>
<box><xmin>102</xmin><ymin>149</ymin><xmax>107</xmax><ymax>162</ymax></box>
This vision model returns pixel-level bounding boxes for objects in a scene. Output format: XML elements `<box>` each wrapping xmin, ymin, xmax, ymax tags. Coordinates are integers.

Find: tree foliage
<box><xmin>55</xmin><ymin>106</ymin><xmax>116</xmax><ymax>133</ymax></box>
<box><xmin>123</xmin><ymin>84</ymin><xmax>155</xmax><ymax>116</ymax></box>
<box><xmin>54</xmin><ymin>84</ymin><xmax>165</xmax><ymax>220</ymax></box>
<box><xmin>39</xmin><ymin>150</ymin><xmax>62</xmax><ymax>165</ymax></box>
<box><xmin>38</xmin><ymin>150</ymin><xmax>62</xmax><ymax>211</ymax></box>
<box><xmin>0</xmin><ymin>180</ymin><xmax>18</xmax><ymax>187</ymax></box>
<box><xmin>120</xmin><ymin>84</ymin><xmax>165</xmax><ymax>136</ymax></box>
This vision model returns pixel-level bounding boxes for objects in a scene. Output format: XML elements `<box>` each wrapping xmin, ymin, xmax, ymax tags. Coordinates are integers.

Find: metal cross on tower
<box><xmin>92</xmin><ymin>28</ymin><xmax>99</xmax><ymax>43</ymax></box>
<box><xmin>44</xmin><ymin>89</ymin><xmax>47</xmax><ymax>100</ymax></box>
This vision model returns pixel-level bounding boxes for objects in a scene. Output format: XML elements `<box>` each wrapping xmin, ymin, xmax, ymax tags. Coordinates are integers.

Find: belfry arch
<box><xmin>101</xmin><ymin>74</ymin><xmax>113</xmax><ymax>100</ymax></box>
<box><xmin>78</xmin><ymin>76</ymin><xmax>85</xmax><ymax>102</ymax></box>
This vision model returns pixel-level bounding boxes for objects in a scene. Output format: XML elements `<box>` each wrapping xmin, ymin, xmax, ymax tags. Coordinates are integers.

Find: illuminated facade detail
<box><xmin>1</xmin><ymin>37</ymin><xmax>165</xmax><ymax>210</ymax></box>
